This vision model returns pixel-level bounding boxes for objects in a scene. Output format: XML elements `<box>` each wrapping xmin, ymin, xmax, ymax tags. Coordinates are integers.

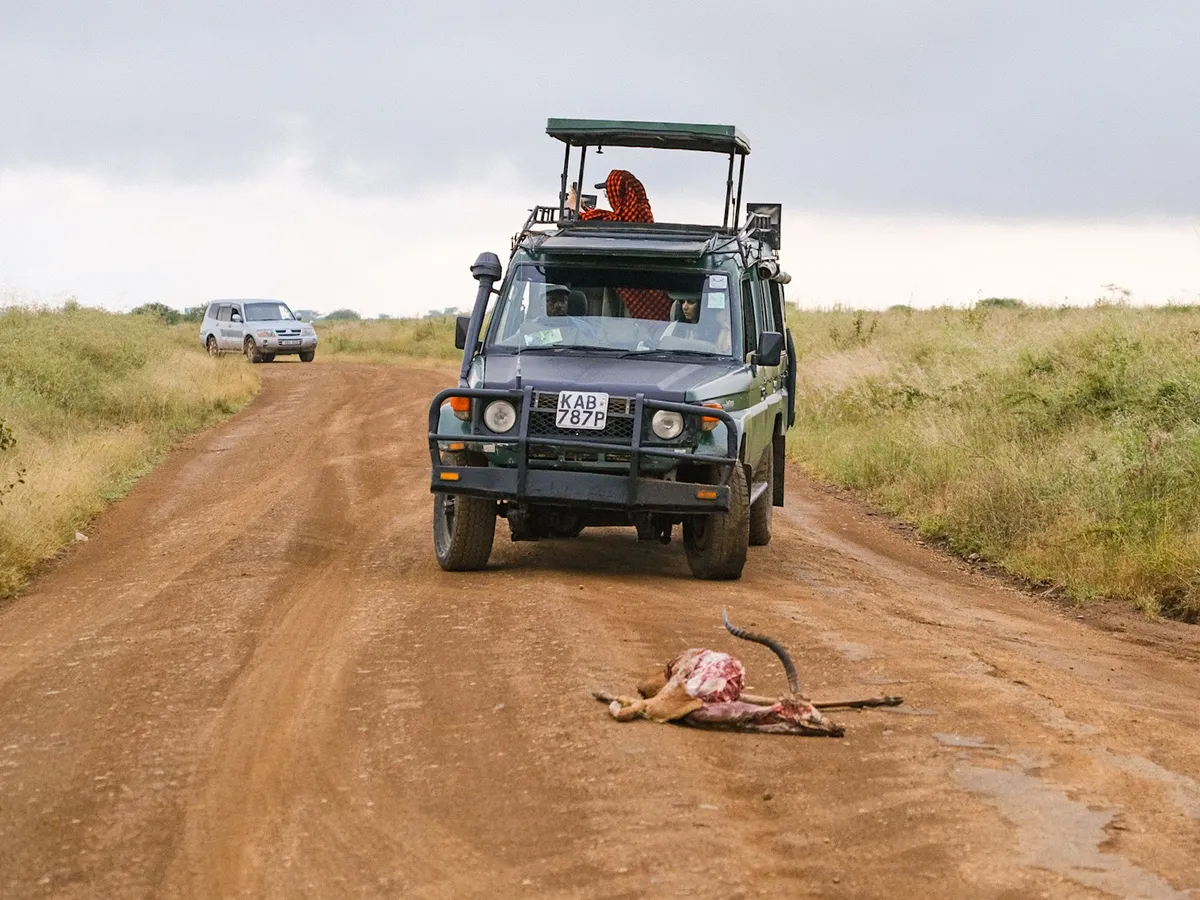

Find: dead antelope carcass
<box><xmin>594</xmin><ymin>610</ymin><xmax>902</xmax><ymax>737</ymax></box>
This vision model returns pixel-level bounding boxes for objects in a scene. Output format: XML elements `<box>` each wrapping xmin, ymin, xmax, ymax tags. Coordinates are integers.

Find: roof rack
<box><xmin>545</xmin><ymin>117</ymin><xmax>752</xmax><ymax>230</ymax></box>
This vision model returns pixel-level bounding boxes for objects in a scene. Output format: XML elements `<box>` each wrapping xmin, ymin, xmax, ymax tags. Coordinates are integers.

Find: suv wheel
<box><xmin>244</xmin><ymin>336</ymin><xmax>265</xmax><ymax>364</ymax></box>
<box><xmin>206</xmin><ymin>335</ymin><xmax>220</xmax><ymax>357</ymax></box>
<box><xmin>683</xmin><ymin>463</ymin><xmax>749</xmax><ymax>579</ymax></box>
<box><xmin>749</xmin><ymin>452</ymin><xmax>773</xmax><ymax>546</ymax></box>
<box><xmin>299</xmin><ymin>351</ymin><xmax>315</xmax><ymax>362</ymax></box>
<box><xmin>433</xmin><ymin>452</ymin><xmax>496</xmax><ymax>570</ymax></box>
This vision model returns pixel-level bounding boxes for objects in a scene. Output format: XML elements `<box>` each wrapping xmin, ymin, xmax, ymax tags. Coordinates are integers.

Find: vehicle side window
<box><xmin>741</xmin><ymin>277</ymin><xmax>757</xmax><ymax>357</ymax></box>
<box><xmin>768</xmin><ymin>281</ymin><xmax>785</xmax><ymax>335</ymax></box>
<box><xmin>217</xmin><ymin>306</ymin><xmax>232</xmax><ymax>322</ymax></box>
<box><xmin>206</xmin><ymin>303</ymin><xmax>220</xmax><ymax>320</ymax></box>
<box><xmin>757</xmin><ymin>278</ymin><xmax>774</xmax><ymax>333</ymax></box>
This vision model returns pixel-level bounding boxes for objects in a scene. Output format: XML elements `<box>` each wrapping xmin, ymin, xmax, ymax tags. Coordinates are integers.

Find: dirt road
<box><xmin>1</xmin><ymin>363</ymin><xmax>1198</xmax><ymax>899</ymax></box>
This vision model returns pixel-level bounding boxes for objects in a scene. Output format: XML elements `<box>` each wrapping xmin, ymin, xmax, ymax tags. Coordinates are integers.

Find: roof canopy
<box><xmin>546</xmin><ymin>118</ymin><xmax>750</xmax><ymax>156</ymax></box>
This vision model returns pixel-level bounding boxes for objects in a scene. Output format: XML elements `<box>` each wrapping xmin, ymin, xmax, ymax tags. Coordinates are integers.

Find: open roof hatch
<box><xmin>546</xmin><ymin>118</ymin><xmax>752</xmax><ymax>229</ymax></box>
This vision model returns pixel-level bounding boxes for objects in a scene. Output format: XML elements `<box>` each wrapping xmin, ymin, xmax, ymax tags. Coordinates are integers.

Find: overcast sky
<box><xmin>2</xmin><ymin>1</ymin><xmax>1198</xmax><ymax>317</ymax></box>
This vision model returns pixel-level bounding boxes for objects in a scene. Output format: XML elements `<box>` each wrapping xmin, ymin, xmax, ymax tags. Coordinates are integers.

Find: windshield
<box><xmin>487</xmin><ymin>264</ymin><xmax>734</xmax><ymax>356</ymax></box>
<box><xmin>244</xmin><ymin>302</ymin><xmax>296</xmax><ymax>322</ymax></box>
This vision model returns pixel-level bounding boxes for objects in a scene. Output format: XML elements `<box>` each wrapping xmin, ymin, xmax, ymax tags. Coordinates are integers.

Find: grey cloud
<box><xmin>2</xmin><ymin>1</ymin><xmax>1197</xmax><ymax>216</ymax></box>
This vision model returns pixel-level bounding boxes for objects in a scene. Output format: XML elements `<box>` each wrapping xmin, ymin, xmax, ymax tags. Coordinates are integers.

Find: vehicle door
<box><xmin>216</xmin><ymin>304</ymin><xmax>241</xmax><ymax>350</ymax></box>
<box><xmin>738</xmin><ymin>274</ymin><xmax>779</xmax><ymax>476</ymax></box>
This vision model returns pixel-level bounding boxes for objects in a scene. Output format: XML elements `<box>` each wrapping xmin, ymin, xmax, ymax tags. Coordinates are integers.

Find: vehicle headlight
<box><xmin>483</xmin><ymin>400</ymin><xmax>517</xmax><ymax>433</ymax></box>
<box><xmin>651</xmin><ymin>410</ymin><xmax>685</xmax><ymax>440</ymax></box>
<box><xmin>255</xmin><ymin>329</ymin><xmax>273</xmax><ymax>338</ymax></box>
<box><xmin>302</xmin><ymin>326</ymin><xmax>315</xmax><ymax>335</ymax></box>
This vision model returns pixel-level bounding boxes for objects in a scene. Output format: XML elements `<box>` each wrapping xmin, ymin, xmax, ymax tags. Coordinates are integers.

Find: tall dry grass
<box><xmin>313</xmin><ymin>316</ymin><xmax>460</xmax><ymax>364</ymax></box>
<box><xmin>787</xmin><ymin>303</ymin><xmax>1200</xmax><ymax>620</ymax></box>
<box><xmin>0</xmin><ymin>306</ymin><xmax>258</xmax><ymax>598</ymax></box>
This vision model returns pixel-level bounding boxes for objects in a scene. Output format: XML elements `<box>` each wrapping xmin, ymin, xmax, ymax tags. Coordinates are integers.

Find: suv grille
<box><xmin>528</xmin><ymin>391</ymin><xmax>688</xmax><ymax>446</ymax></box>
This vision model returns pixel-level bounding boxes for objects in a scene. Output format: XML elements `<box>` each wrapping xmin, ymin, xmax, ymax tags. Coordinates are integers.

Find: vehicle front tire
<box><xmin>432</xmin><ymin>453</ymin><xmax>496</xmax><ymax>571</ymax></box>
<box><xmin>244</xmin><ymin>336</ymin><xmax>265</xmax><ymax>364</ymax></box>
<box><xmin>683</xmin><ymin>463</ymin><xmax>749</xmax><ymax>580</ymax></box>
<box><xmin>749</xmin><ymin>452</ymin><xmax>773</xmax><ymax>547</ymax></box>
<box><xmin>299</xmin><ymin>351</ymin><xmax>315</xmax><ymax>362</ymax></box>
<box><xmin>206</xmin><ymin>335</ymin><xmax>220</xmax><ymax>357</ymax></box>
<box><xmin>261</xmin><ymin>353</ymin><xmax>276</xmax><ymax>363</ymax></box>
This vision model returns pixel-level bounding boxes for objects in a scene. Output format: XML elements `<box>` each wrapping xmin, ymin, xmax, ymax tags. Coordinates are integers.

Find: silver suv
<box><xmin>199</xmin><ymin>299</ymin><xmax>318</xmax><ymax>363</ymax></box>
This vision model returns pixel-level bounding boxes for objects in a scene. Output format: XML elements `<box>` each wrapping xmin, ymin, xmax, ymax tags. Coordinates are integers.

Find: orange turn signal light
<box><xmin>696</xmin><ymin>489</ymin><xmax>719</xmax><ymax>500</ymax></box>
<box><xmin>448</xmin><ymin>396</ymin><xmax>471</xmax><ymax>413</ymax></box>
<box><xmin>447</xmin><ymin>442</ymin><xmax>465</xmax><ymax>451</ymax></box>
<box><xmin>700</xmin><ymin>403</ymin><xmax>723</xmax><ymax>431</ymax></box>
<box><xmin>439</xmin><ymin>472</ymin><xmax>460</xmax><ymax>481</ymax></box>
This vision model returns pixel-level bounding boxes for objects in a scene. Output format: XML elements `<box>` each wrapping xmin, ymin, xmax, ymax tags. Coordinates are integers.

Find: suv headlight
<box><xmin>483</xmin><ymin>400</ymin><xmax>517</xmax><ymax>433</ymax></box>
<box><xmin>651</xmin><ymin>410</ymin><xmax>684</xmax><ymax>440</ymax></box>
<box><xmin>255</xmin><ymin>329</ymin><xmax>273</xmax><ymax>338</ymax></box>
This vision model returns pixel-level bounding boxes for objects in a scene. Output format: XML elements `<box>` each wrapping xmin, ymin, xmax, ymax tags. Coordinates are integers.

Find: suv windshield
<box><xmin>488</xmin><ymin>264</ymin><xmax>734</xmax><ymax>356</ymax></box>
<box><xmin>245</xmin><ymin>302</ymin><xmax>297</xmax><ymax>322</ymax></box>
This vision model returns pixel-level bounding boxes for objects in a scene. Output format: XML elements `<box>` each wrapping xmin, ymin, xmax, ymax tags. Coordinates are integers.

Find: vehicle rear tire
<box><xmin>683</xmin><ymin>463</ymin><xmax>749</xmax><ymax>580</ymax></box>
<box><xmin>299</xmin><ymin>351</ymin><xmax>315</xmax><ymax>362</ymax></box>
<box><xmin>206</xmin><ymin>335</ymin><xmax>220</xmax><ymax>357</ymax></box>
<box><xmin>244</xmin><ymin>336</ymin><xmax>264</xmax><ymax>364</ymax></box>
<box><xmin>432</xmin><ymin>452</ymin><xmax>496</xmax><ymax>571</ymax></box>
<box><xmin>749</xmin><ymin>452</ymin><xmax>773</xmax><ymax>547</ymax></box>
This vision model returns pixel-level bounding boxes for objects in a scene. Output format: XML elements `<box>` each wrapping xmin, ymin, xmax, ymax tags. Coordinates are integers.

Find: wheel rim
<box><xmin>244</xmin><ymin>339</ymin><xmax>255</xmax><ymax>359</ymax></box>
<box><xmin>207</xmin><ymin>337</ymin><xmax>218</xmax><ymax>356</ymax></box>
<box><xmin>688</xmin><ymin>514</ymin><xmax>712</xmax><ymax>553</ymax></box>
<box><xmin>434</xmin><ymin>494</ymin><xmax>456</xmax><ymax>558</ymax></box>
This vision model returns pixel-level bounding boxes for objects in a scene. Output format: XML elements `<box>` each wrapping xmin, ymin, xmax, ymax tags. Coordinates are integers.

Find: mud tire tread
<box><xmin>683</xmin><ymin>464</ymin><xmax>750</xmax><ymax>580</ymax></box>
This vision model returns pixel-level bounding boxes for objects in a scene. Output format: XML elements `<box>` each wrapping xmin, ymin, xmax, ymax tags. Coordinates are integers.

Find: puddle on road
<box><xmin>934</xmin><ymin>733</ymin><xmax>1000</xmax><ymax>750</ymax></box>
<box><xmin>1092</xmin><ymin>748</ymin><xmax>1200</xmax><ymax>820</ymax></box>
<box><xmin>956</xmin><ymin>763</ymin><xmax>1193</xmax><ymax>900</ymax></box>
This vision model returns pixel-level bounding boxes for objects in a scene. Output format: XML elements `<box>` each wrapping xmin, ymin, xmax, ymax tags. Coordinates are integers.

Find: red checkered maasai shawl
<box><xmin>581</xmin><ymin>170</ymin><xmax>672</xmax><ymax>321</ymax></box>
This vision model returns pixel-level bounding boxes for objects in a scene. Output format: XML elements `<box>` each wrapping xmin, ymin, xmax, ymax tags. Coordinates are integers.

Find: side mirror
<box><xmin>756</xmin><ymin>331</ymin><xmax>783</xmax><ymax>367</ymax></box>
<box><xmin>454</xmin><ymin>315</ymin><xmax>471</xmax><ymax>350</ymax></box>
<box><xmin>231</xmin><ymin>313</ymin><xmax>243</xmax><ymax>323</ymax></box>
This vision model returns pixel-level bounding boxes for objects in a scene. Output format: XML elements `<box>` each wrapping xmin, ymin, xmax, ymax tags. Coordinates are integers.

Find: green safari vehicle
<box><xmin>428</xmin><ymin>118</ymin><xmax>795</xmax><ymax>579</ymax></box>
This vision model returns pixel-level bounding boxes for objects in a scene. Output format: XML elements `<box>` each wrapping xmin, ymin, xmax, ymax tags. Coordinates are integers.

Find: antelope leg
<box><xmin>813</xmin><ymin>696</ymin><xmax>904</xmax><ymax>710</ymax></box>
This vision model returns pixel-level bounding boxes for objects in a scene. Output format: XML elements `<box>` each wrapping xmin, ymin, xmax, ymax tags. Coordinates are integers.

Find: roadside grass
<box><xmin>0</xmin><ymin>305</ymin><xmax>258</xmax><ymax>599</ymax></box>
<box><xmin>312</xmin><ymin>317</ymin><xmax>460</xmax><ymax>364</ymax></box>
<box><xmin>787</xmin><ymin>304</ymin><xmax>1200</xmax><ymax>621</ymax></box>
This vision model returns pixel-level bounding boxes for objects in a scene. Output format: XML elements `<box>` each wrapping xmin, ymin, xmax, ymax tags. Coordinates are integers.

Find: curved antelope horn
<box><xmin>723</xmin><ymin>608</ymin><xmax>803</xmax><ymax>696</ymax></box>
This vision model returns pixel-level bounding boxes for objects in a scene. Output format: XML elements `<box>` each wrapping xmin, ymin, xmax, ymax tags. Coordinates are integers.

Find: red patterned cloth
<box><xmin>581</xmin><ymin>170</ymin><xmax>672</xmax><ymax>321</ymax></box>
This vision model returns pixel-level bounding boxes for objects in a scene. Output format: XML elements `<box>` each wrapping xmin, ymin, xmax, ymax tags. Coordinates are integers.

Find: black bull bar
<box><xmin>428</xmin><ymin>386</ymin><xmax>739</xmax><ymax>512</ymax></box>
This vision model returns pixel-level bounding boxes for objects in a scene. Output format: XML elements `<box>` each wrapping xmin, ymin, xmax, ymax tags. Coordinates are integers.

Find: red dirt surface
<box><xmin>2</xmin><ymin>363</ymin><xmax>1198</xmax><ymax>899</ymax></box>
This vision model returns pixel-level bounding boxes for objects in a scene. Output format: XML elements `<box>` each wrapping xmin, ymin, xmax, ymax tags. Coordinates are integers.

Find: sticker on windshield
<box><xmin>706</xmin><ymin>292</ymin><xmax>726</xmax><ymax>309</ymax></box>
<box><xmin>708</xmin><ymin>274</ymin><xmax>728</xmax><ymax>289</ymax></box>
<box><xmin>523</xmin><ymin>328</ymin><xmax>563</xmax><ymax>347</ymax></box>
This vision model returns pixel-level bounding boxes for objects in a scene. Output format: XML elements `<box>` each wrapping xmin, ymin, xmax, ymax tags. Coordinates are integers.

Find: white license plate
<box><xmin>280</xmin><ymin>339</ymin><xmax>301</xmax><ymax>346</ymax></box>
<box><xmin>555</xmin><ymin>391</ymin><xmax>609</xmax><ymax>430</ymax></box>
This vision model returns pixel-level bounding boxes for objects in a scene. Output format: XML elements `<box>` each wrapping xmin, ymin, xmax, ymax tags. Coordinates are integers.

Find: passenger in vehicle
<box><xmin>661</xmin><ymin>295</ymin><xmax>733</xmax><ymax>354</ymax></box>
<box><xmin>538</xmin><ymin>284</ymin><xmax>597</xmax><ymax>339</ymax></box>
<box><xmin>574</xmin><ymin>170</ymin><xmax>672</xmax><ymax>322</ymax></box>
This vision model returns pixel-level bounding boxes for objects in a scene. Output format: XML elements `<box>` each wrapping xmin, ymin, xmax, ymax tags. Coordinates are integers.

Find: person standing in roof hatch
<box><xmin>570</xmin><ymin>169</ymin><xmax>672</xmax><ymax>321</ymax></box>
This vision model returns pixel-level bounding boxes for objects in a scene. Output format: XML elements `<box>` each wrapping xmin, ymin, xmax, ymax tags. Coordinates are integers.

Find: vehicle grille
<box><xmin>528</xmin><ymin>391</ymin><xmax>688</xmax><ymax>446</ymax></box>
<box><xmin>275</xmin><ymin>328</ymin><xmax>302</xmax><ymax>336</ymax></box>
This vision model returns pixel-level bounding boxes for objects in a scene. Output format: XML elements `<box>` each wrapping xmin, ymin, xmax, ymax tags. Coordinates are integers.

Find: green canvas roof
<box><xmin>546</xmin><ymin>118</ymin><xmax>750</xmax><ymax>155</ymax></box>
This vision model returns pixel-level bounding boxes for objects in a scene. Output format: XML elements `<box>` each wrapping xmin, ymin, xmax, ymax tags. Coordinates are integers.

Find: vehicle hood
<box><xmin>249</xmin><ymin>319</ymin><xmax>307</xmax><ymax>329</ymax></box>
<box><xmin>480</xmin><ymin>352</ymin><xmax>742</xmax><ymax>401</ymax></box>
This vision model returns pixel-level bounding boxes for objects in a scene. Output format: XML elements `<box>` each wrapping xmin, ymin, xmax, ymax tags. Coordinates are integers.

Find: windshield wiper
<box><xmin>619</xmin><ymin>348</ymin><xmax>726</xmax><ymax>360</ymax></box>
<box><xmin>517</xmin><ymin>344</ymin><xmax>627</xmax><ymax>354</ymax></box>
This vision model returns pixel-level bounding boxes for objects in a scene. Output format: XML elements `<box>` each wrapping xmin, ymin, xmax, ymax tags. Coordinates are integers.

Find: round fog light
<box><xmin>651</xmin><ymin>410</ymin><xmax>685</xmax><ymax>440</ymax></box>
<box><xmin>483</xmin><ymin>400</ymin><xmax>517</xmax><ymax>433</ymax></box>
